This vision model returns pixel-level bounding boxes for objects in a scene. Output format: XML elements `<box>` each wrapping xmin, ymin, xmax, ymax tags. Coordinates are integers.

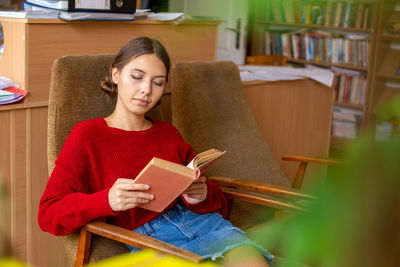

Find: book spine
<box><xmin>325</xmin><ymin>1</ymin><xmax>333</xmax><ymax>26</ymax></box>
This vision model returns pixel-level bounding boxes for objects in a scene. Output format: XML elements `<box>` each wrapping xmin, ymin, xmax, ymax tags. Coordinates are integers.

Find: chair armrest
<box><xmin>282</xmin><ymin>155</ymin><xmax>344</xmax><ymax>165</ymax></box>
<box><xmin>208</xmin><ymin>176</ymin><xmax>314</xmax><ymax>199</ymax></box>
<box><xmin>282</xmin><ymin>155</ymin><xmax>344</xmax><ymax>189</ymax></box>
<box><xmin>208</xmin><ymin>176</ymin><xmax>314</xmax><ymax>212</ymax></box>
<box><xmin>82</xmin><ymin>221</ymin><xmax>203</xmax><ymax>263</ymax></box>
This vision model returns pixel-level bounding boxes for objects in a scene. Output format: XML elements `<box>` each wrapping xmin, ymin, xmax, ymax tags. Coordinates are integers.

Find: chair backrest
<box><xmin>171</xmin><ymin>61</ymin><xmax>290</xmax><ymax>186</ymax></box>
<box><xmin>170</xmin><ymin>61</ymin><xmax>291</xmax><ymax>228</ymax></box>
<box><xmin>48</xmin><ymin>54</ymin><xmax>169</xmax><ymax>265</ymax></box>
<box><xmin>246</xmin><ymin>55</ymin><xmax>287</xmax><ymax>66</ymax></box>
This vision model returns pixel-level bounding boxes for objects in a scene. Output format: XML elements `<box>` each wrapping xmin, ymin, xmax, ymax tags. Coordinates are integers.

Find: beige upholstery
<box><xmin>170</xmin><ymin>61</ymin><xmax>291</xmax><ymax>228</ymax></box>
<box><xmin>47</xmin><ymin>54</ymin><xmax>171</xmax><ymax>265</ymax></box>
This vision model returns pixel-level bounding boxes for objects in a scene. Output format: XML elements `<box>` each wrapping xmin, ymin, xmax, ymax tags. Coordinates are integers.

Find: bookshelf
<box><xmin>368</xmin><ymin>0</ymin><xmax>400</xmax><ymax>140</ymax></box>
<box><xmin>248</xmin><ymin>0</ymin><xmax>379</xmax><ymax>149</ymax></box>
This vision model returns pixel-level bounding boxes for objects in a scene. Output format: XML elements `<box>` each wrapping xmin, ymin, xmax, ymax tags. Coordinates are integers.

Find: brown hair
<box><xmin>100</xmin><ymin>36</ymin><xmax>171</xmax><ymax>96</ymax></box>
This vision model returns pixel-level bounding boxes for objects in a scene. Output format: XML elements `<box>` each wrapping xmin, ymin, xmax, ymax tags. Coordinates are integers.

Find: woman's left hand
<box><xmin>182</xmin><ymin>175</ymin><xmax>207</xmax><ymax>204</ymax></box>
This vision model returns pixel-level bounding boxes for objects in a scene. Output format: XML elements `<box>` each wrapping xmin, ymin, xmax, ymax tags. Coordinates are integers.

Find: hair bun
<box><xmin>100</xmin><ymin>73</ymin><xmax>117</xmax><ymax>96</ymax></box>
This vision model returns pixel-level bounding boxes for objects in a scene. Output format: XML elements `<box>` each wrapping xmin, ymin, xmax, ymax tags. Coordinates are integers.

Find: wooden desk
<box><xmin>243</xmin><ymin>79</ymin><xmax>334</xmax><ymax>186</ymax></box>
<box><xmin>0</xmin><ymin>18</ymin><xmax>219</xmax><ymax>267</ymax></box>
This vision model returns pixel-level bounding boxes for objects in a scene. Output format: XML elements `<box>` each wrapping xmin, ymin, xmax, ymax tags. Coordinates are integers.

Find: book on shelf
<box><xmin>332</xmin><ymin>106</ymin><xmax>363</xmax><ymax>139</ymax></box>
<box><xmin>331</xmin><ymin>66</ymin><xmax>366</xmax><ymax>105</ymax></box>
<box><xmin>282</xmin><ymin>0</ymin><xmax>295</xmax><ymax>23</ymax></box>
<box><xmin>261</xmin><ymin>0</ymin><xmax>374</xmax><ymax>29</ymax></box>
<box><xmin>133</xmin><ymin>148</ymin><xmax>226</xmax><ymax>212</ymax></box>
<box><xmin>263</xmin><ymin>28</ymin><xmax>370</xmax><ymax>68</ymax></box>
<box><xmin>324</xmin><ymin>1</ymin><xmax>333</xmax><ymax>27</ymax></box>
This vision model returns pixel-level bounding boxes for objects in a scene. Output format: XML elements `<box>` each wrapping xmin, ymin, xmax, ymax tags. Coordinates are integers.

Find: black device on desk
<box><xmin>26</xmin><ymin>0</ymin><xmax>136</xmax><ymax>13</ymax></box>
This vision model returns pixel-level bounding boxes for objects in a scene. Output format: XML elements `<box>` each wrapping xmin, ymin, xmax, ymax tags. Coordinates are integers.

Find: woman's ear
<box><xmin>111</xmin><ymin>67</ymin><xmax>120</xmax><ymax>84</ymax></box>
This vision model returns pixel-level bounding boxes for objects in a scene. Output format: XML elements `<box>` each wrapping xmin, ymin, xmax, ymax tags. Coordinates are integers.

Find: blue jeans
<box><xmin>126</xmin><ymin>202</ymin><xmax>274</xmax><ymax>265</ymax></box>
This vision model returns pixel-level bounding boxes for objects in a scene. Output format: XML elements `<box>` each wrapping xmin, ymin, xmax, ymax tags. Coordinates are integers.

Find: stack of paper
<box><xmin>58</xmin><ymin>11</ymin><xmax>133</xmax><ymax>21</ymax></box>
<box><xmin>0</xmin><ymin>76</ymin><xmax>27</xmax><ymax>105</ymax></box>
<box><xmin>26</xmin><ymin>0</ymin><xmax>68</xmax><ymax>10</ymax></box>
<box><xmin>22</xmin><ymin>2</ymin><xmax>135</xmax><ymax>21</ymax></box>
<box><xmin>238</xmin><ymin>65</ymin><xmax>335</xmax><ymax>87</ymax></box>
<box><xmin>0</xmin><ymin>10</ymin><xmax>59</xmax><ymax>19</ymax></box>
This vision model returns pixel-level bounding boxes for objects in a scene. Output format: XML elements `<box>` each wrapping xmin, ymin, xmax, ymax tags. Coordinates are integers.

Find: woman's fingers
<box><xmin>108</xmin><ymin>178</ymin><xmax>154</xmax><ymax>212</ymax></box>
<box><xmin>116</xmin><ymin>190</ymin><xmax>154</xmax><ymax>200</ymax></box>
<box><xmin>115</xmin><ymin>179</ymin><xmax>150</xmax><ymax>191</ymax></box>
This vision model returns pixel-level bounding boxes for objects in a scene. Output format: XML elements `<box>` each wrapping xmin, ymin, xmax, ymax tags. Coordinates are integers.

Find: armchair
<box><xmin>47</xmin><ymin>55</ymin><xmax>314</xmax><ymax>266</ymax></box>
<box><xmin>170</xmin><ymin>61</ymin><xmax>342</xmax><ymax>226</ymax></box>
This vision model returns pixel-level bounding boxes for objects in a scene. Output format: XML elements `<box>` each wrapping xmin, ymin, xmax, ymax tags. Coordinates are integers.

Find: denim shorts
<box><xmin>126</xmin><ymin>202</ymin><xmax>274</xmax><ymax>265</ymax></box>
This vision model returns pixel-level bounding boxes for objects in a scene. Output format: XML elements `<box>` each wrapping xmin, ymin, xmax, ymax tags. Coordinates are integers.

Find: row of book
<box><xmin>261</xmin><ymin>0</ymin><xmax>374</xmax><ymax>29</ymax></box>
<box><xmin>263</xmin><ymin>29</ymin><xmax>370</xmax><ymax>67</ymax></box>
<box><xmin>334</xmin><ymin>72</ymin><xmax>366</xmax><ymax>105</ymax></box>
<box><xmin>331</xmin><ymin>106</ymin><xmax>363</xmax><ymax>139</ymax></box>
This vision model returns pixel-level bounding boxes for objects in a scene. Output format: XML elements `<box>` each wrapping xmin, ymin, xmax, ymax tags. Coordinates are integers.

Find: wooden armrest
<box><xmin>282</xmin><ymin>155</ymin><xmax>344</xmax><ymax>189</ymax></box>
<box><xmin>208</xmin><ymin>176</ymin><xmax>314</xmax><ymax>200</ymax></box>
<box><xmin>282</xmin><ymin>155</ymin><xmax>344</xmax><ymax>166</ymax></box>
<box><xmin>220</xmin><ymin>187</ymin><xmax>306</xmax><ymax>211</ymax></box>
<box><xmin>209</xmin><ymin>176</ymin><xmax>314</xmax><ymax>212</ymax></box>
<box><xmin>81</xmin><ymin>222</ymin><xmax>203</xmax><ymax>263</ymax></box>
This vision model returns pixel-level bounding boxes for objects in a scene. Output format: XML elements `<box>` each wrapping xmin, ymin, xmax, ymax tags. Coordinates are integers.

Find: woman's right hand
<box><xmin>108</xmin><ymin>178</ymin><xmax>154</xmax><ymax>212</ymax></box>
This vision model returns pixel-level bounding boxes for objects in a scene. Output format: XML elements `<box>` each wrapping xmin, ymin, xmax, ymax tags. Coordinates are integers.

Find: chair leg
<box><xmin>75</xmin><ymin>228</ymin><xmax>92</xmax><ymax>267</ymax></box>
<box><xmin>292</xmin><ymin>162</ymin><xmax>308</xmax><ymax>189</ymax></box>
<box><xmin>224</xmin><ymin>198</ymin><xmax>234</xmax><ymax>220</ymax></box>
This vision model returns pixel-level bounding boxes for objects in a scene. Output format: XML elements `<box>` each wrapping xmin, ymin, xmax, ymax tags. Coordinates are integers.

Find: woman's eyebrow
<box><xmin>131</xmin><ymin>68</ymin><xmax>145</xmax><ymax>73</ymax></box>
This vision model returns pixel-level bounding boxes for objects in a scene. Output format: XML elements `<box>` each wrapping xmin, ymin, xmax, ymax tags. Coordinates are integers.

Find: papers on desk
<box><xmin>58</xmin><ymin>11</ymin><xmax>133</xmax><ymax>21</ymax></box>
<box><xmin>26</xmin><ymin>0</ymin><xmax>68</xmax><ymax>10</ymax></box>
<box><xmin>0</xmin><ymin>76</ymin><xmax>19</xmax><ymax>90</ymax></box>
<box><xmin>147</xmin><ymin>12</ymin><xmax>184</xmax><ymax>21</ymax></box>
<box><xmin>0</xmin><ymin>87</ymin><xmax>28</xmax><ymax>105</ymax></box>
<box><xmin>0</xmin><ymin>10</ymin><xmax>59</xmax><ymax>19</ymax></box>
<box><xmin>20</xmin><ymin>2</ymin><xmax>134</xmax><ymax>21</ymax></box>
<box><xmin>0</xmin><ymin>76</ymin><xmax>27</xmax><ymax>105</ymax></box>
<box><xmin>239</xmin><ymin>65</ymin><xmax>335</xmax><ymax>87</ymax></box>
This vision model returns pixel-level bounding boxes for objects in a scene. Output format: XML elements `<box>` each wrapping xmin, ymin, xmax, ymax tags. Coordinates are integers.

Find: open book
<box><xmin>133</xmin><ymin>149</ymin><xmax>226</xmax><ymax>212</ymax></box>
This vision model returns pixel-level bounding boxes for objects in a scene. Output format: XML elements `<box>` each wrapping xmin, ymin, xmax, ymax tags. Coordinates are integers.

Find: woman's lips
<box><xmin>133</xmin><ymin>98</ymin><xmax>150</xmax><ymax>106</ymax></box>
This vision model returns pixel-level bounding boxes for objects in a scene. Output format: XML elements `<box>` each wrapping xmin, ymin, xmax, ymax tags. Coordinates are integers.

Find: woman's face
<box><xmin>112</xmin><ymin>53</ymin><xmax>167</xmax><ymax>116</ymax></box>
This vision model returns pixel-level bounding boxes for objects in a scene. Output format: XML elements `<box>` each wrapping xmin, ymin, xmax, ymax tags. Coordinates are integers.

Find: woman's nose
<box><xmin>140</xmin><ymin>80</ymin><xmax>152</xmax><ymax>95</ymax></box>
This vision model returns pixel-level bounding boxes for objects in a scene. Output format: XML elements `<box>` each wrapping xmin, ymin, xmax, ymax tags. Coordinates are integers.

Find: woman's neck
<box><xmin>105</xmin><ymin>111</ymin><xmax>152</xmax><ymax>131</ymax></box>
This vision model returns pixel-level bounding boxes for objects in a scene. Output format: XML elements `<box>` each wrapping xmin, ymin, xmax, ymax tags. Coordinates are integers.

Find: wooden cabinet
<box><xmin>243</xmin><ymin>79</ymin><xmax>334</xmax><ymax>186</ymax></box>
<box><xmin>0</xmin><ymin>17</ymin><xmax>219</xmax><ymax>267</ymax></box>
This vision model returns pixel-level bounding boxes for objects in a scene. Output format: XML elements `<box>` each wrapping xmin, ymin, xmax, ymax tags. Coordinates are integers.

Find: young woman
<box><xmin>38</xmin><ymin>37</ymin><xmax>273</xmax><ymax>267</ymax></box>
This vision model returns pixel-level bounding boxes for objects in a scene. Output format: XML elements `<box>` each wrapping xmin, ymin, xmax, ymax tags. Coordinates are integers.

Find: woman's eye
<box><xmin>131</xmin><ymin>75</ymin><xmax>142</xmax><ymax>80</ymax></box>
<box><xmin>153</xmin><ymin>80</ymin><xmax>164</xmax><ymax>86</ymax></box>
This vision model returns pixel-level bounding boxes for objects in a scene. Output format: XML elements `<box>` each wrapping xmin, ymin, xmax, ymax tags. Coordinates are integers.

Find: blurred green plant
<box><xmin>249</xmin><ymin>96</ymin><xmax>400</xmax><ymax>267</ymax></box>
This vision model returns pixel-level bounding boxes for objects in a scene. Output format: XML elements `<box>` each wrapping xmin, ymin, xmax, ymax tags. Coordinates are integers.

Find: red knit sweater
<box><xmin>38</xmin><ymin>118</ymin><xmax>227</xmax><ymax>236</ymax></box>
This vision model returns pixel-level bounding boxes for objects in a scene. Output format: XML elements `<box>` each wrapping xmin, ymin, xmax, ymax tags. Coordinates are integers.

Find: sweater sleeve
<box><xmin>38</xmin><ymin>124</ymin><xmax>116</xmax><ymax>236</ymax></box>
